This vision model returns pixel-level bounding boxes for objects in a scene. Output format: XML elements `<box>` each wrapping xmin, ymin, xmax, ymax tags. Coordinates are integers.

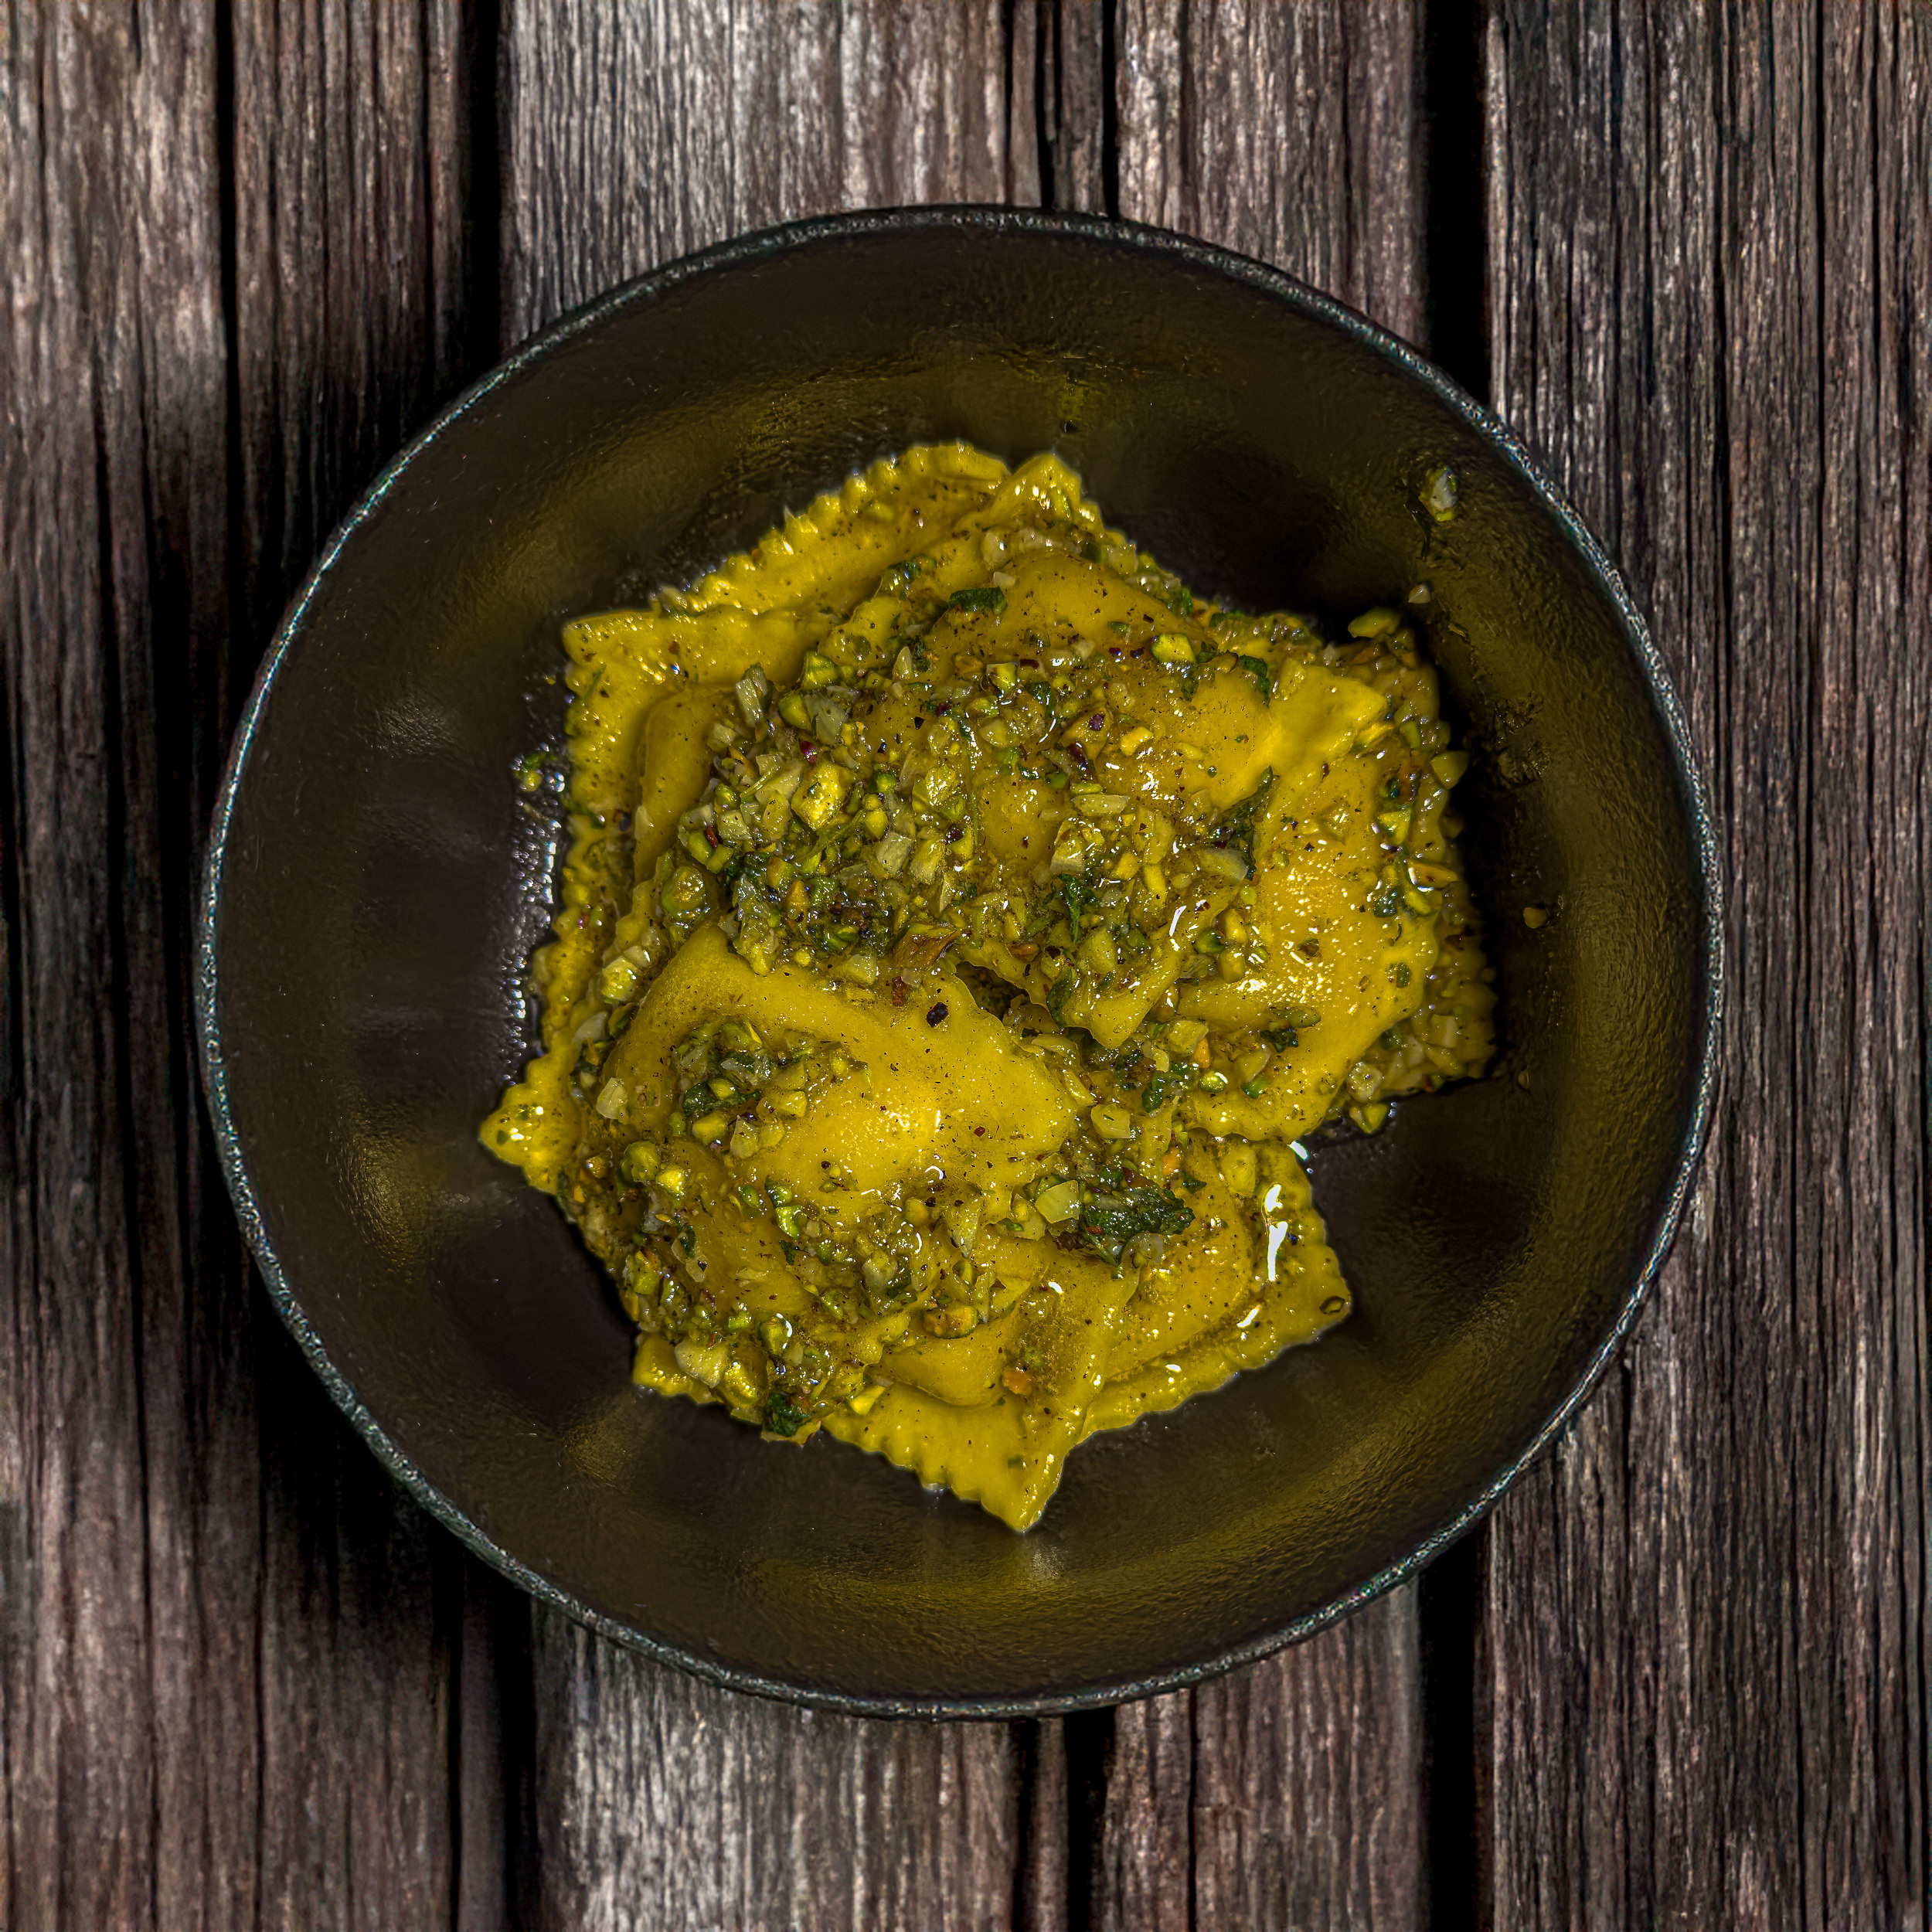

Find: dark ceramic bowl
<box><xmin>199</xmin><ymin>209</ymin><xmax>1720</xmax><ymax>1716</ymax></box>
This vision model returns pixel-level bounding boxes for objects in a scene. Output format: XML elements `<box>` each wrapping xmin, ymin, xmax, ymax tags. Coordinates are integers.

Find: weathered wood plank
<box><xmin>532</xmin><ymin>1618</ymin><xmax>1018</xmax><ymax>1931</ymax></box>
<box><xmin>1104</xmin><ymin>6</ymin><xmax>1430</xmax><ymax>1926</ymax></box>
<box><xmin>0</xmin><ymin>2</ymin><xmax>496</xmax><ymax>1925</ymax></box>
<box><xmin>231</xmin><ymin>0</ymin><xmax>479</xmax><ymax>639</ymax></box>
<box><xmin>1020</xmin><ymin>0</ymin><xmax>1111</xmax><ymax>216</ymax></box>
<box><xmin>1012</xmin><ymin>1716</ymin><xmax>1070</xmax><ymax>1932</ymax></box>
<box><xmin>1811</xmin><ymin>12</ymin><xmax>1932</xmax><ymax>1913</ymax></box>
<box><xmin>1190</xmin><ymin>1593</ymin><xmax>1425</xmax><ymax>1930</ymax></box>
<box><xmin>0</xmin><ymin>12</ymin><xmax>211</xmax><ymax>1923</ymax></box>
<box><xmin>501</xmin><ymin>8</ymin><xmax>1033</xmax><ymax>1927</ymax></box>
<box><xmin>229</xmin><ymin>5</ymin><xmax>505</xmax><ymax>1917</ymax></box>
<box><xmin>501</xmin><ymin>0</ymin><xmax>1025</xmax><ymax>350</ymax></box>
<box><xmin>1092</xmin><ymin>1693</ymin><xmax>1194</xmax><ymax>1927</ymax></box>
<box><xmin>1478</xmin><ymin>3</ymin><xmax>1931</xmax><ymax>1926</ymax></box>
<box><xmin>1117</xmin><ymin>0</ymin><xmax>1427</xmax><ymax>342</ymax></box>
<box><xmin>1082</xmin><ymin>1599</ymin><xmax>1428</xmax><ymax>1932</ymax></box>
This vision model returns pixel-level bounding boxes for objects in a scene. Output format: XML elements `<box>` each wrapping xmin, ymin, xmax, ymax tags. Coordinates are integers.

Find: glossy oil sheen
<box><xmin>199</xmin><ymin>209</ymin><xmax>1721</xmax><ymax>1715</ymax></box>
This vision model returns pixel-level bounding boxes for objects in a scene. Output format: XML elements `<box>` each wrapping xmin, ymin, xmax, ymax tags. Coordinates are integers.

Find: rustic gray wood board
<box><xmin>2</xmin><ymin>1</ymin><xmax>491</xmax><ymax>1926</ymax></box>
<box><xmin>502</xmin><ymin>10</ymin><xmax>1026</xmax><ymax>1925</ymax></box>
<box><xmin>1478</xmin><ymin>3</ymin><xmax>1931</xmax><ymax>1927</ymax></box>
<box><xmin>1</xmin><ymin>1</ymin><xmax>1927</xmax><ymax>1927</ymax></box>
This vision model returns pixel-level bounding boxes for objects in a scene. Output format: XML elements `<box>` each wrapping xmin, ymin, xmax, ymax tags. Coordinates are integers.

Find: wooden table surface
<box><xmin>5</xmin><ymin>3</ymin><xmax>1927</xmax><ymax>1927</ymax></box>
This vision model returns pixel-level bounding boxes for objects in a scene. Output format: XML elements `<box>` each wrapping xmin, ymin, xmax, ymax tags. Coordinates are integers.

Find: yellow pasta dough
<box><xmin>485</xmin><ymin>444</ymin><xmax>1494</xmax><ymax>1528</ymax></box>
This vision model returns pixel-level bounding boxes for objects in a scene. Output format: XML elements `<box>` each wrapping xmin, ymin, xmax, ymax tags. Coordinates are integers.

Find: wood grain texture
<box><xmin>0</xmin><ymin>10</ymin><xmax>214</xmax><ymax>1923</ymax></box>
<box><xmin>1013</xmin><ymin>1716</ymin><xmax>1070</xmax><ymax>1932</ymax></box>
<box><xmin>1099</xmin><ymin>8</ymin><xmax>1431</xmax><ymax>1927</ymax></box>
<box><xmin>501</xmin><ymin>0</ymin><xmax>1026</xmax><ymax>349</ymax></box>
<box><xmin>500</xmin><ymin>9</ymin><xmax>1032</xmax><ymax>1928</ymax></box>
<box><xmin>0</xmin><ymin>2</ymin><xmax>497</xmax><ymax>1925</ymax></box>
<box><xmin>1080</xmin><ymin>1595</ymin><xmax>1426</xmax><ymax>1931</ymax></box>
<box><xmin>1189</xmin><ymin>1593</ymin><xmax>1424</xmax><ymax>1930</ymax></box>
<box><xmin>230</xmin><ymin>5</ymin><xmax>499</xmax><ymax>1922</ymax></box>
<box><xmin>1017</xmin><ymin>0</ymin><xmax>1111</xmax><ymax>216</ymax></box>
<box><xmin>531</xmin><ymin>1617</ymin><xmax>1019</xmax><ymax>1931</ymax></box>
<box><xmin>1478</xmin><ymin>3</ymin><xmax>1932</xmax><ymax>1927</ymax></box>
<box><xmin>6</xmin><ymin>2</ymin><xmax>1927</xmax><ymax>1926</ymax></box>
<box><xmin>232</xmin><ymin>0</ymin><xmax>480</xmax><ymax>637</ymax></box>
<box><xmin>1117</xmin><ymin>0</ymin><xmax>1426</xmax><ymax>342</ymax></box>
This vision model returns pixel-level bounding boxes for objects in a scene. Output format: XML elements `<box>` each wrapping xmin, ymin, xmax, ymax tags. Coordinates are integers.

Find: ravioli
<box><xmin>485</xmin><ymin>444</ymin><xmax>1495</xmax><ymax>1529</ymax></box>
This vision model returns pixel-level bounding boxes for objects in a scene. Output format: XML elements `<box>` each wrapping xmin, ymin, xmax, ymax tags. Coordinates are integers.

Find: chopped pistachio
<box><xmin>1422</xmin><ymin>465</ymin><xmax>1459</xmax><ymax>521</ymax></box>
<box><xmin>791</xmin><ymin>763</ymin><xmax>854</xmax><ymax>829</ymax></box>
<box><xmin>923</xmin><ymin>1304</ymin><xmax>978</xmax><ymax>1337</ymax></box>
<box><xmin>1033</xmin><ymin>1179</ymin><xmax>1082</xmax><ymax>1223</ymax></box>
<box><xmin>618</xmin><ymin>1139</ymin><xmax>662</xmax><ymax>1184</ymax></box>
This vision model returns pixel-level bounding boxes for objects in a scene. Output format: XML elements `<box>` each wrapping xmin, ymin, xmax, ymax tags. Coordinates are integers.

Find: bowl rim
<box><xmin>197</xmin><ymin>203</ymin><xmax>1726</xmax><ymax>1718</ymax></box>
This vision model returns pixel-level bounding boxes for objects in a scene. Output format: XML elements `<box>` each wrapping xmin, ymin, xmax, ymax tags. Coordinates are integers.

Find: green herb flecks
<box><xmin>1074</xmin><ymin>1176</ymin><xmax>1195</xmax><ymax>1263</ymax></box>
<box><xmin>764</xmin><ymin>1389</ymin><xmax>811</xmax><ymax>1437</ymax></box>
<box><xmin>949</xmin><ymin>586</ymin><xmax>1007</xmax><ymax>616</ymax></box>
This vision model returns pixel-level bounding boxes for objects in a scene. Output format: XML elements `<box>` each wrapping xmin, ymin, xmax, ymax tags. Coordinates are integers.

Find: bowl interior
<box><xmin>204</xmin><ymin>213</ymin><xmax>1715</xmax><ymax>1712</ymax></box>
